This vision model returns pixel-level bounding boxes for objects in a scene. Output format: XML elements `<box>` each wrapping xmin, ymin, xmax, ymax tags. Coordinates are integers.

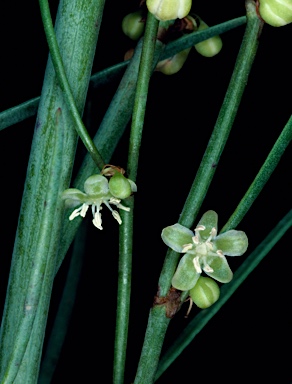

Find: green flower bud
<box><xmin>109</xmin><ymin>172</ymin><xmax>132</xmax><ymax>199</ymax></box>
<box><xmin>156</xmin><ymin>48</ymin><xmax>191</xmax><ymax>75</ymax></box>
<box><xmin>189</xmin><ymin>276</ymin><xmax>220</xmax><ymax>309</ymax></box>
<box><xmin>146</xmin><ymin>0</ymin><xmax>192</xmax><ymax>21</ymax></box>
<box><xmin>259</xmin><ymin>0</ymin><xmax>292</xmax><ymax>27</ymax></box>
<box><xmin>122</xmin><ymin>10</ymin><xmax>145</xmax><ymax>40</ymax></box>
<box><xmin>188</xmin><ymin>16</ymin><xmax>223</xmax><ymax>57</ymax></box>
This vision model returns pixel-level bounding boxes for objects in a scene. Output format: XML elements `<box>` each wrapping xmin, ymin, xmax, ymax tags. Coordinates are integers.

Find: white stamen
<box><xmin>195</xmin><ymin>225</ymin><xmax>205</xmax><ymax>231</ymax></box>
<box><xmin>116</xmin><ymin>203</ymin><xmax>130</xmax><ymax>212</ymax></box>
<box><xmin>193</xmin><ymin>256</ymin><xmax>202</xmax><ymax>273</ymax></box>
<box><xmin>182</xmin><ymin>243</ymin><xmax>193</xmax><ymax>253</ymax></box>
<box><xmin>69</xmin><ymin>204</ymin><xmax>89</xmax><ymax>221</ymax></box>
<box><xmin>112</xmin><ymin>210</ymin><xmax>122</xmax><ymax>224</ymax></box>
<box><xmin>192</xmin><ymin>235</ymin><xmax>200</xmax><ymax>245</ymax></box>
<box><xmin>206</xmin><ymin>241</ymin><xmax>214</xmax><ymax>250</ymax></box>
<box><xmin>80</xmin><ymin>204</ymin><xmax>89</xmax><ymax>217</ymax></box>
<box><xmin>207</xmin><ymin>227</ymin><xmax>217</xmax><ymax>241</ymax></box>
<box><xmin>216</xmin><ymin>250</ymin><xmax>224</xmax><ymax>257</ymax></box>
<box><xmin>203</xmin><ymin>264</ymin><xmax>214</xmax><ymax>273</ymax></box>
<box><xmin>92</xmin><ymin>211</ymin><xmax>103</xmax><ymax>230</ymax></box>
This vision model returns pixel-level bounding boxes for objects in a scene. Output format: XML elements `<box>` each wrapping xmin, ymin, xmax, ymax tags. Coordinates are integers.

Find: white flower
<box><xmin>62</xmin><ymin>174</ymin><xmax>136</xmax><ymax>230</ymax></box>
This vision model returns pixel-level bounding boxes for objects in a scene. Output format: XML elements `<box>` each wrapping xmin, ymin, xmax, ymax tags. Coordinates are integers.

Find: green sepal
<box><xmin>189</xmin><ymin>276</ymin><xmax>220</xmax><ymax>309</ymax></box>
<box><xmin>204</xmin><ymin>254</ymin><xmax>233</xmax><ymax>283</ymax></box>
<box><xmin>61</xmin><ymin>188</ymin><xmax>87</xmax><ymax>207</ymax></box>
<box><xmin>84</xmin><ymin>174</ymin><xmax>109</xmax><ymax>195</ymax></box>
<box><xmin>213</xmin><ymin>230</ymin><xmax>248</xmax><ymax>256</ymax></box>
<box><xmin>172</xmin><ymin>253</ymin><xmax>200</xmax><ymax>291</ymax></box>
<box><xmin>197</xmin><ymin>210</ymin><xmax>218</xmax><ymax>240</ymax></box>
<box><xmin>109</xmin><ymin>172</ymin><xmax>132</xmax><ymax>199</ymax></box>
<box><xmin>161</xmin><ymin>223</ymin><xmax>193</xmax><ymax>253</ymax></box>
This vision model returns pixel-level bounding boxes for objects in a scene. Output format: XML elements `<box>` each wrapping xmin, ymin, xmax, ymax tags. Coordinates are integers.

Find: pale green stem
<box><xmin>0</xmin><ymin>0</ymin><xmax>105</xmax><ymax>382</ymax></box>
<box><xmin>39</xmin><ymin>0</ymin><xmax>105</xmax><ymax>170</ymax></box>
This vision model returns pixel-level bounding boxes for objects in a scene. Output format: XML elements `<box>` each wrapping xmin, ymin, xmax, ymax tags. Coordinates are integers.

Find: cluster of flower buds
<box><xmin>62</xmin><ymin>165</ymin><xmax>137</xmax><ymax>230</ymax></box>
<box><xmin>161</xmin><ymin>210</ymin><xmax>248</xmax><ymax>309</ymax></box>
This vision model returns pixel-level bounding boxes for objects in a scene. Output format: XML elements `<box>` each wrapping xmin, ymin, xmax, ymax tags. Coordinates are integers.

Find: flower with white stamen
<box><xmin>62</xmin><ymin>173</ymin><xmax>136</xmax><ymax>230</ymax></box>
<box><xmin>161</xmin><ymin>210</ymin><xmax>248</xmax><ymax>291</ymax></box>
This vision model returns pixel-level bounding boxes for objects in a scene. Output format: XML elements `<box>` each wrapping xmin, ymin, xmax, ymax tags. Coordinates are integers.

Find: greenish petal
<box><xmin>204</xmin><ymin>254</ymin><xmax>233</xmax><ymax>283</ymax></box>
<box><xmin>61</xmin><ymin>189</ymin><xmax>87</xmax><ymax>207</ymax></box>
<box><xmin>84</xmin><ymin>174</ymin><xmax>109</xmax><ymax>195</ymax></box>
<box><xmin>213</xmin><ymin>230</ymin><xmax>248</xmax><ymax>256</ymax></box>
<box><xmin>161</xmin><ymin>223</ymin><xmax>194</xmax><ymax>252</ymax></box>
<box><xmin>172</xmin><ymin>253</ymin><xmax>200</xmax><ymax>291</ymax></box>
<box><xmin>197</xmin><ymin>210</ymin><xmax>218</xmax><ymax>240</ymax></box>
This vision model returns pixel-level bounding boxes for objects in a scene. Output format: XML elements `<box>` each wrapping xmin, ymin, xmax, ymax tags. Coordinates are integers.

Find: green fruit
<box><xmin>189</xmin><ymin>276</ymin><xmax>220</xmax><ymax>309</ymax></box>
<box><xmin>109</xmin><ymin>172</ymin><xmax>132</xmax><ymax>199</ymax></box>
<box><xmin>122</xmin><ymin>11</ymin><xmax>145</xmax><ymax>40</ymax></box>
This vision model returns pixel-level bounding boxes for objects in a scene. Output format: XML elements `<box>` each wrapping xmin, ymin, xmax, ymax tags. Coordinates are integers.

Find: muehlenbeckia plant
<box><xmin>62</xmin><ymin>166</ymin><xmax>137</xmax><ymax>230</ymax></box>
<box><xmin>161</xmin><ymin>210</ymin><xmax>248</xmax><ymax>291</ymax></box>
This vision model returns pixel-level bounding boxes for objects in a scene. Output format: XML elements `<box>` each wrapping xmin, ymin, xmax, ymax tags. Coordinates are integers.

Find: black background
<box><xmin>0</xmin><ymin>0</ymin><xmax>291</xmax><ymax>383</ymax></box>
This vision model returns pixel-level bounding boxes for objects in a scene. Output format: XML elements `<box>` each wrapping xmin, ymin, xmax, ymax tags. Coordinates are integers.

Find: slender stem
<box><xmin>155</xmin><ymin>209</ymin><xmax>292</xmax><ymax>380</ymax></box>
<box><xmin>159</xmin><ymin>0</ymin><xmax>263</xmax><ymax>298</ymax></box>
<box><xmin>221</xmin><ymin>115</ymin><xmax>292</xmax><ymax>233</ymax></box>
<box><xmin>38</xmin><ymin>221</ymin><xmax>87</xmax><ymax>384</ymax></box>
<box><xmin>113</xmin><ymin>13</ymin><xmax>160</xmax><ymax>384</ymax></box>
<box><xmin>0</xmin><ymin>16</ymin><xmax>246</xmax><ymax>132</ymax></box>
<box><xmin>134</xmin><ymin>3</ymin><xmax>263</xmax><ymax>382</ymax></box>
<box><xmin>127</xmin><ymin>13</ymin><xmax>159</xmax><ymax>181</ymax></box>
<box><xmin>38</xmin><ymin>0</ymin><xmax>105</xmax><ymax>170</ymax></box>
<box><xmin>113</xmin><ymin>198</ymin><xmax>134</xmax><ymax>384</ymax></box>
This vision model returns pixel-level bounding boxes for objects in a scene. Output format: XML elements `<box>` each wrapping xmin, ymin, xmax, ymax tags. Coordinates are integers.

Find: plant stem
<box><xmin>113</xmin><ymin>13</ymin><xmax>160</xmax><ymax>384</ymax></box>
<box><xmin>221</xmin><ymin>114</ymin><xmax>292</xmax><ymax>233</ymax></box>
<box><xmin>39</xmin><ymin>0</ymin><xmax>105</xmax><ymax>170</ymax></box>
<box><xmin>134</xmin><ymin>3</ymin><xmax>263</xmax><ymax>382</ymax></box>
<box><xmin>127</xmin><ymin>13</ymin><xmax>159</xmax><ymax>182</ymax></box>
<box><xmin>38</xmin><ymin>221</ymin><xmax>87</xmax><ymax>384</ymax></box>
<box><xmin>0</xmin><ymin>0</ymin><xmax>105</xmax><ymax>381</ymax></box>
<box><xmin>0</xmin><ymin>17</ymin><xmax>246</xmax><ymax>132</ymax></box>
<box><xmin>155</xmin><ymin>208</ymin><xmax>292</xmax><ymax>380</ymax></box>
<box><xmin>113</xmin><ymin>198</ymin><xmax>134</xmax><ymax>384</ymax></box>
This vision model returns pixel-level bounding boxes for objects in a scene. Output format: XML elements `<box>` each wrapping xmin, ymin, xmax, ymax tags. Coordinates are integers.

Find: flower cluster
<box><xmin>161</xmin><ymin>210</ymin><xmax>248</xmax><ymax>291</ymax></box>
<box><xmin>62</xmin><ymin>167</ymin><xmax>137</xmax><ymax>230</ymax></box>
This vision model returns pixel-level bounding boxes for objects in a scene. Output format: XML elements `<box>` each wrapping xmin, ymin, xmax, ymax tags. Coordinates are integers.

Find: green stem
<box><xmin>155</xmin><ymin>208</ymin><xmax>292</xmax><ymax>380</ymax></box>
<box><xmin>159</xmin><ymin>0</ymin><xmax>263</xmax><ymax>298</ymax></box>
<box><xmin>134</xmin><ymin>3</ymin><xmax>263</xmax><ymax>382</ymax></box>
<box><xmin>38</xmin><ymin>0</ymin><xmax>105</xmax><ymax>170</ymax></box>
<box><xmin>0</xmin><ymin>1</ymin><xmax>105</xmax><ymax>381</ymax></box>
<box><xmin>0</xmin><ymin>17</ymin><xmax>246</xmax><ymax>132</ymax></box>
<box><xmin>1</xmin><ymin>109</ymin><xmax>64</xmax><ymax>383</ymax></box>
<box><xmin>221</xmin><ymin>115</ymin><xmax>292</xmax><ymax>233</ymax></box>
<box><xmin>38</xmin><ymin>221</ymin><xmax>87</xmax><ymax>384</ymax></box>
<box><xmin>127</xmin><ymin>13</ymin><xmax>159</xmax><ymax>181</ymax></box>
<box><xmin>113</xmin><ymin>13</ymin><xmax>160</xmax><ymax>384</ymax></box>
<box><xmin>113</xmin><ymin>198</ymin><xmax>134</xmax><ymax>384</ymax></box>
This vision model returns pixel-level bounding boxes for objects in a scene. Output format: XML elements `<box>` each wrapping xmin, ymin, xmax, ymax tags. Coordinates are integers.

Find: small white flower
<box><xmin>62</xmin><ymin>174</ymin><xmax>135</xmax><ymax>230</ymax></box>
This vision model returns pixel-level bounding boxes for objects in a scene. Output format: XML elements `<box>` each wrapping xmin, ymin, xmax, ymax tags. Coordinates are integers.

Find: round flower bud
<box><xmin>122</xmin><ymin>10</ymin><xmax>145</xmax><ymax>40</ymax></box>
<box><xmin>189</xmin><ymin>276</ymin><xmax>220</xmax><ymax>309</ymax></box>
<box><xmin>258</xmin><ymin>0</ymin><xmax>292</xmax><ymax>27</ymax></box>
<box><xmin>109</xmin><ymin>172</ymin><xmax>132</xmax><ymax>199</ymax></box>
<box><xmin>188</xmin><ymin>16</ymin><xmax>223</xmax><ymax>57</ymax></box>
<box><xmin>156</xmin><ymin>48</ymin><xmax>191</xmax><ymax>75</ymax></box>
<box><xmin>146</xmin><ymin>0</ymin><xmax>192</xmax><ymax>21</ymax></box>
<box><xmin>84</xmin><ymin>174</ymin><xmax>109</xmax><ymax>196</ymax></box>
